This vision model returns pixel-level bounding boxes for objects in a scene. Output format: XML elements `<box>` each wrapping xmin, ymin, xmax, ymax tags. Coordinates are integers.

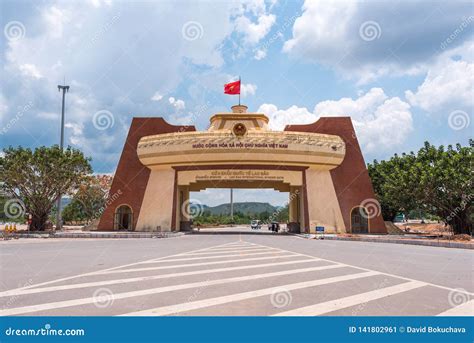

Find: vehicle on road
<box><xmin>268</xmin><ymin>222</ymin><xmax>280</xmax><ymax>232</ymax></box>
<box><xmin>250</xmin><ymin>220</ymin><xmax>261</xmax><ymax>230</ymax></box>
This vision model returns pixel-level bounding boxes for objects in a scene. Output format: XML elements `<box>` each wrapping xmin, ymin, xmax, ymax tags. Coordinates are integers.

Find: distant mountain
<box><xmin>200</xmin><ymin>202</ymin><xmax>278</xmax><ymax>216</ymax></box>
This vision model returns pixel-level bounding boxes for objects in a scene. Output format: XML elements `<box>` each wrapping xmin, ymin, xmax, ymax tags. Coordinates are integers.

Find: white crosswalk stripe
<box><xmin>183</xmin><ymin>248</ymin><xmax>278</xmax><ymax>256</ymax></box>
<box><xmin>0</xmin><ymin>264</ymin><xmax>352</xmax><ymax>316</ymax></box>
<box><xmin>0</xmin><ymin>240</ymin><xmax>467</xmax><ymax>316</ymax></box>
<box><xmin>121</xmin><ymin>271</ymin><xmax>379</xmax><ymax>316</ymax></box>
<box><xmin>0</xmin><ymin>259</ymin><xmax>323</xmax><ymax>298</ymax></box>
<box><xmin>272</xmin><ymin>281</ymin><xmax>426</xmax><ymax>316</ymax></box>
<box><xmin>198</xmin><ymin>246</ymin><xmax>265</xmax><ymax>252</ymax></box>
<box><xmin>437</xmin><ymin>300</ymin><xmax>474</xmax><ymax>316</ymax></box>
<box><xmin>140</xmin><ymin>250</ymin><xmax>293</xmax><ymax>263</ymax></box>
<box><xmin>98</xmin><ymin>254</ymin><xmax>303</xmax><ymax>275</ymax></box>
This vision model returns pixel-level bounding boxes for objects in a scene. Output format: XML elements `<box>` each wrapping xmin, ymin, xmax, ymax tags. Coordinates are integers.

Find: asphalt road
<box><xmin>0</xmin><ymin>229</ymin><xmax>472</xmax><ymax>316</ymax></box>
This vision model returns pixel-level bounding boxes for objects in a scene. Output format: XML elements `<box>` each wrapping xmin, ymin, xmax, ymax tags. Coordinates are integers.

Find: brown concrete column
<box><xmin>288</xmin><ymin>186</ymin><xmax>300</xmax><ymax>233</ymax></box>
<box><xmin>179</xmin><ymin>186</ymin><xmax>192</xmax><ymax>232</ymax></box>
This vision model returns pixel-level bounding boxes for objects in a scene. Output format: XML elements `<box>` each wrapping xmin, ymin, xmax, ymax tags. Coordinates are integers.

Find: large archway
<box><xmin>98</xmin><ymin>104</ymin><xmax>387</xmax><ymax>234</ymax></box>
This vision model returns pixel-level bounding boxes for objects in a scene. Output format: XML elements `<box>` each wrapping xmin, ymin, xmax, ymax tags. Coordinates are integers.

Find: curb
<box><xmin>4</xmin><ymin>232</ymin><xmax>186</xmax><ymax>239</ymax></box>
<box><xmin>292</xmin><ymin>234</ymin><xmax>473</xmax><ymax>250</ymax></box>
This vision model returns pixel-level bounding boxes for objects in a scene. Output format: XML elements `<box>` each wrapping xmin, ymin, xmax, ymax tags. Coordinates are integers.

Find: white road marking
<box><xmin>202</xmin><ymin>247</ymin><xmax>262</xmax><ymax>252</ymax></box>
<box><xmin>213</xmin><ymin>243</ymin><xmax>255</xmax><ymax>248</ymax></box>
<box><xmin>192</xmin><ymin>246</ymin><xmax>268</xmax><ymax>252</ymax></box>
<box><xmin>140</xmin><ymin>251</ymin><xmax>293</xmax><ymax>263</ymax></box>
<box><xmin>273</xmin><ymin>281</ymin><xmax>426</xmax><ymax>316</ymax></box>
<box><xmin>98</xmin><ymin>254</ymin><xmax>304</xmax><ymax>275</ymax></box>
<box><xmin>1</xmin><ymin>241</ymin><xmax>241</xmax><ymax>294</ymax></box>
<box><xmin>255</xmin><ymin>241</ymin><xmax>474</xmax><ymax>296</ymax></box>
<box><xmin>0</xmin><ymin>259</ymin><xmax>324</xmax><ymax>298</ymax></box>
<box><xmin>209</xmin><ymin>244</ymin><xmax>261</xmax><ymax>251</ymax></box>
<box><xmin>121</xmin><ymin>271</ymin><xmax>379</xmax><ymax>316</ymax></box>
<box><xmin>0</xmin><ymin>264</ymin><xmax>357</xmax><ymax>316</ymax></box>
<box><xmin>437</xmin><ymin>300</ymin><xmax>474</xmax><ymax>316</ymax></box>
<box><xmin>183</xmin><ymin>248</ymin><xmax>278</xmax><ymax>256</ymax></box>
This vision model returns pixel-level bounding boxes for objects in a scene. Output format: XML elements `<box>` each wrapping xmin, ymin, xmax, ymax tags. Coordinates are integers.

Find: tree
<box><xmin>368</xmin><ymin>141</ymin><xmax>473</xmax><ymax>235</ymax></box>
<box><xmin>368</xmin><ymin>152</ymin><xmax>420</xmax><ymax>221</ymax></box>
<box><xmin>62</xmin><ymin>199</ymin><xmax>87</xmax><ymax>224</ymax></box>
<box><xmin>0</xmin><ymin>146</ymin><xmax>92</xmax><ymax>230</ymax></box>
<box><xmin>416</xmin><ymin>141</ymin><xmax>472</xmax><ymax>234</ymax></box>
<box><xmin>68</xmin><ymin>174</ymin><xmax>113</xmax><ymax>224</ymax></box>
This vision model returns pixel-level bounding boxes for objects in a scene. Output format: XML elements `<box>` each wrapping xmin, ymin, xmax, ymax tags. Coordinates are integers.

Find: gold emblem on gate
<box><xmin>233</xmin><ymin>123</ymin><xmax>247</xmax><ymax>137</ymax></box>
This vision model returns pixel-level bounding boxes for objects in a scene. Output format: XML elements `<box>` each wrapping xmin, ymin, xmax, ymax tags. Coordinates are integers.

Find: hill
<box><xmin>201</xmin><ymin>202</ymin><xmax>277</xmax><ymax>216</ymax></box>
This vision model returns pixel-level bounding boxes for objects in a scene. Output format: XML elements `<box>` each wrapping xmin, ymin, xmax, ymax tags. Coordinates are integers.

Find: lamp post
<box><xmin>56</xmin><ymin>84</ymin><xmax>69</xmax><ymax>231</ymax></box>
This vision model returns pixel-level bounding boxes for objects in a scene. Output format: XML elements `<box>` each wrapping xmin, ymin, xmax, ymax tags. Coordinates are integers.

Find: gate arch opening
<box><xmin>114</xmin><ymin>204</ymin><xmax>133</xmax><ymax>231</ymax></box>
<box><xmin>350</xmin><ymin>206</ymin><xmax>369</xmax><ymax>233</ymax></box>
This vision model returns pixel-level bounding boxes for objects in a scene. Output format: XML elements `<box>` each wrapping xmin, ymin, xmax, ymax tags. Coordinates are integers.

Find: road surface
<box><xmin>0</xmin><ymin>229</ymin><xmax>472</xmax><ymax>316</ymax></box>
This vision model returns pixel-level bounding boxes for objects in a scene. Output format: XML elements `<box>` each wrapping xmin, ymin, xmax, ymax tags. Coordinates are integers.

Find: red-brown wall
<box><xmin>97</xmin><ymin>118</ymin><xmax>195</xmax><ymax>231</ymax></box>
<box><xmin>285</xmin><ymin>117</ymin><xmax>386</xmax><ymax>234</ymax></box>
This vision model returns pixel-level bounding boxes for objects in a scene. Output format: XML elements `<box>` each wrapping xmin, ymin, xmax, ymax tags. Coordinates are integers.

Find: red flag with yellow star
<box><xmin>224</xmin><ymin>80</ymin><xmax>241</xmax><ymax>95</ymax></box>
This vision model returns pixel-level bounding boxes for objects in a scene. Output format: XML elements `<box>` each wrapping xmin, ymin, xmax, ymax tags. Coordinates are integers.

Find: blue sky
<box><xmin>1</xmin><ymin>0</ymin><xmax>472</xmax><ymax>206</ymax></box>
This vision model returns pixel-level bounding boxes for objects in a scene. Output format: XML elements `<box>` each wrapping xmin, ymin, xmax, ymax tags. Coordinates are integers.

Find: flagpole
<box><xmin>239</xmin><ymin>76</ymin><xmax>241</xmax><ymax>106</ymax></box>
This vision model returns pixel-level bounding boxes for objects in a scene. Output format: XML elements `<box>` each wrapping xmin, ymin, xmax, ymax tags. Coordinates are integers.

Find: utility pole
<box><xmin>56</xmin><ymin>83</ymin><xmax>69</xmax><ymax>231</ymax></box>
<box><xmin>230</xmin><ymin>188</ymin><xmax>234</xmax><ymax>224</ymax></box>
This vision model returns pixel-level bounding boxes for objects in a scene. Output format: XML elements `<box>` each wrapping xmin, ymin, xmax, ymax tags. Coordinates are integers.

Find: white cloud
<box><xmin>42</xmin><ymin>5</ymin><xmax>71</xmax><ymax>39</ymax></box>
<box><xmin>241</xmin><ymin>83</ymin><xmax>257</xmax><ymax>97</ymax></box>
<box><xmin>65</xmin><ymin>122</ymin><xmax>84</xmax><ymax>145</ymax></box>
<box><xmin>235</xmin><ymin>13</ymin><xmax>276</xmax><ymax>45</ymax></box>
<box><xmin>37</xmin><ymin>111</ymin><xmax>58</xmax><ymax>120</ymax></box>
<box><xmin>315</xmin><ymin>88</ymin><xmax>413</xmax><ymax>152</ymax></box>
<box><xmin>151</xmin><ymin>92</ymin><xmax>163</xmax><ymax>101</ymax></box>
<box><xmin>405</xmin><ymin>43</ymin><xmax>474</xmax><ymax>112</ymax></box>
<box><xmin>18</xmin><ymin>64</ymin><xmax>42</xmax><ymax>79</ymax></box>
<box><xmin>254</xmin><ymin>48</ymin><xmax>267</xmax><ymax>60</ymax></box>
<box><xmin>0</xmin><ymin>94</ymin><xmax>8</xmax><ymax>122</ymax></box>
<box><xmin>284</xmin><ymin>0</ymin><xmax>473</xmax><ymax>82</ymax></box>
<box><xmin>259</xmin><ymin>88</ymin><xmax>413</xmax><ymax>153</ymax></box>
<box><xmin>169</xmin><ymin>97</ymin><xmax>185</xmax><ymax>111</ymax></box>
<box><xmin>0</xmin><ymin>0</ymin><xmax>260</xmax><ymax>173</ymax></box>
<box><xmin>259</xmin><ymin>103</ymin><xmax>315</xmax><ymax>131</ymax></box>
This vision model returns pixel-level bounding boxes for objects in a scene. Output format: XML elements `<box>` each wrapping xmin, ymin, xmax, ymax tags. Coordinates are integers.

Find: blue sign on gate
<box><xmin>316</xmin><ymin>226</ymin><xmax>325</xmax><ymax>233</ymax></box>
